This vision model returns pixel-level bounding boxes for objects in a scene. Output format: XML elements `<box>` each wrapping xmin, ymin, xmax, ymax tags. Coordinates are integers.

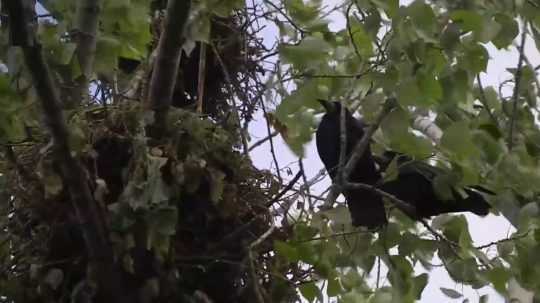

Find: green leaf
<box><xmin>342</xmin><ymin>289</ymin><xmax>367</xmax><ymax>303</ymax></box>
<box><xmin>459</xmin><ymin>43</ymin><xmax>488</xmax><ymax>73</ymax></box>
<box><xmin>450</xmin><ymin>10</ymin><xmax>483</xmax><ymax>34</ymax></box>
<box><xmin>440</xmin><ymin>69</ymin><xmax>472</xmax><ymax>105</ymax></box>
<box><xmin>327</xmin><ymin>276</ymin><xmax>342</xmax><ymax>297</ymax></box>
<box><xmin>440</xmin><ymin>23</ymin><xmax>461</xmax><ymax>52</ymax></box>
<box><xmin>441</xmin><ymin>121</ymin><xmax>479</xmax><ymax>160</ymax></box>
<box><xmin>145</xmin><ymin>155</ymin><xmax>172</xmax><ymax>204</ymax></box>
<box><xmin>380</xmin><ymin>108</ymin><xmax>434</xmax><ymax>158</ymax></box>
<box><xmin>442</xmin><ymin>215</ymin><xmax>472</xmax><ymax>245</ymax></box>
<box><xmin>492</xmin><ymin>14</ymin><xmax>519</xmax><ymax>49</ymax></box>
<box><xmin>371</xmin><ymin>0</ymin><xmax>398</xmax><ymax>18</ymax></box>
<box><xmin>408</xmin><ymin>1</ymin><xmax>437</xmax><ymax>39</ymax></box>
<box><xmin>299</xmin><ymin>281</ymin><xmax>321</xmax><ymax>302</ymax></box>
<box><xmin>364</xmin><ymin>9</ymin><xmax>382</xmax><ymax>39</ymax></box>
<box><xmin>284</xmin><ymin>0</ymin><xmax>319</xmax><ymax>25</ymax></box>
<box><xmin>318</xmin><ymin>205</ymin><xmax>352</xmax><ymax>226</ymax></box>
<box><xmin>440</xmin><ymin>287</ymin><xmax>463</xmax><ymax>299</ymax></box>
<box><xmin>485</xmin><ymin>267</ymin><xmax>511</xmax><ymax>294</ymax></box>
<box><xmin>95</xmin><ymin>36</ymin><xmax>121</xmax><ymax>75</ymax></box>
<box><xmin>280</xmin><ymin>36</ymin><xmax>331</xmax><ymax>70</ymax></box>
<box><xmin>473</xmin><ymin>130</ymin><xmax>504</xmax><ymax>164</ymax></box>
<box><xmin>369</xmin><ymin>289</ymin><xmax>392</xmax><ymax>303</ymax></box>
<box><xmin>274</xmin><ymin>240</ymin><xmax>299</xmax><ymax>262</ymax></box>
<box><xmin>349</xmin><ymin>21</ymin><xmax>374</xmax><ymax>58</ymax></box>
<box><xmin>207</xmin><ymin>167</ymin><xmax>225</xmax><ymax>202</ymax></box>
<box><xmin>411</xmin><ymin>273</ymin><xmax>429</xmax><ymax>299</ymax></box>
<box><xmin>417</xmin><ymin>72</ymin><xmax>442</xmax><ymax>103</ymax></box>
<box><xmin>476</xmin><ymin>17</ymin><xmax>501</xmax><ymax>43</ymax></box>
<box><xmin>147</xmin><ymin>206</ymin><xmax>178</xmax><ymax>236</ymax></box>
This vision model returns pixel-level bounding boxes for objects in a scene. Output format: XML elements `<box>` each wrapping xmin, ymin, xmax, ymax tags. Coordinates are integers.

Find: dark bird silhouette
<box><xmin>375</xmin><ymin>152</ymin><xmax>492</xmax><ymax>219</ymax></box>
<box><xmin>316</xmin><ymin>100</ymin><xmax>387</xmax><ymax>228</ymax></box>
<box><xmin>315</xmin><ymin>100</ymin><xmax>491</xmax><ymax>228</ymax></box>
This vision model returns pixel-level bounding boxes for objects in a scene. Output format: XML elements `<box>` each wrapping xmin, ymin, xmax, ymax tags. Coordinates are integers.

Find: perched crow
<box><xmin>375</xmin><ymin>152</ymin><xmax>491</xmax><ymax>219</ymax></box>
<box><xmin>315</xmin><ymin>100</ymin><xmax>491</xmax><ymax>228</ymax></box>
<box><xmin>316</xmin><ymin>100</ymin><xmax>387</xmax><ymax>228</ymax></box>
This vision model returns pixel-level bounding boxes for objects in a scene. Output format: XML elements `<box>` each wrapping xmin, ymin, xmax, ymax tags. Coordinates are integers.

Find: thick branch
<box><xmin>147</xmin><ymin>0</ymin><xmax>191</xmax><ymax>136</ymax></box>
<box><xmin>5</xmin><ymin>1</ymin><xmax>130</xmax><ymax>300</ymax></box>
<box><xmin>72</xmin><ymin>0</ymin><xmax>102</xmax><ymax>106</ymax></box>
<box><xmin>6</xmin><ymin>0</ymin><xmax>109</xmax><ymax>260</ymax></box>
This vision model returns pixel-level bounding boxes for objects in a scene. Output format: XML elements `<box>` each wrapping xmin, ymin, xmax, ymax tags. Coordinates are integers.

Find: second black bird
<box><xmin>315</xmin><ymin>100</ymin><xmax>491</xmax><ymax>228</ymax></box>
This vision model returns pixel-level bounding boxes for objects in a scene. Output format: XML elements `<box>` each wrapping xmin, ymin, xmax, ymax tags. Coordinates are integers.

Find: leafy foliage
<box><xmin>1</xmin><ymin>0</ymin><xmax>540</xmax><ymax>302</ymax></box>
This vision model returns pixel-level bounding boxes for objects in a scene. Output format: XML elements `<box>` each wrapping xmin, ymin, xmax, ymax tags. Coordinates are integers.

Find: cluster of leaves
<box><xmin>2</xmin><ymin>0</ymin><xmax>540</xmax><ymax>302</ymax></box>
<box><xmin>269</xmin><ymin>0</ymin><xmax>540</xmax><ymax>301</ymax></box>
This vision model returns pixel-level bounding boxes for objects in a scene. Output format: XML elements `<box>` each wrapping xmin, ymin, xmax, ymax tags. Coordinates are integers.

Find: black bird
<box><xmin>316</xmin><ymin>100</ymin><xmax>387</xmax><ymax>228</ymax></box>
<box><xmin>375</xmin><ymin>152</ymin><xmax>492</xmax><ymax>219</ymax></box>
<box><xmin>315</xmin><ymin>100</ymin><xmax>491</xmax><ymax>228</ymax></box>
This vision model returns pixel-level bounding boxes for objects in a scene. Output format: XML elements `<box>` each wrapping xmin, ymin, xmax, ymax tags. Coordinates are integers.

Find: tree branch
<box><xmin>508</xmin><ymin>29</ymin><xmax>527</xmax><ymax>151</ymax></box>
<box><xmin>323</xmin><ymin>99</ymin><xmax>395</xmax><ymax>208</ymax></box>
<box><xmin>72</xmin><ymin>0</ymin><xmax>102</xmax><ymax>106</ymax></box>
<box><xmin>344</xmin><ymin>181</ymin><xmax>416</xmax><ymax>217</ymax></box>
<box><xmin>196</xmin><ymin>43</ymin><xmax>208</xmax><ymax>113</ymax></box>
<box><xmin>476</xmin><ymin>74</ymin><xmax>500</xmax><ymax>130</ymax></box>
<box><xmin>5</xmin><ymin>1</ymin><xmax>130</xmax><ymax>300</ymax></box>
<box><xmin>147</xmin><ymin>0</ymin><xmax>191</xmax><ymax>137</ymax></box>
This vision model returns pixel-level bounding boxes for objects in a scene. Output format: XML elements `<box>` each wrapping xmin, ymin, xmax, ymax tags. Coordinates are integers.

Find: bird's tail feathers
<box><xmin>344</xmin><ymin>190</ymin><xmax>387</xmax><ymax>229</ymax></box>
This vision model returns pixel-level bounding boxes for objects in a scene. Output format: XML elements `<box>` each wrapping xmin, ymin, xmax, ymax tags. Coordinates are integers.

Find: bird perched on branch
<box><xmin>316</xmin><ymin>100</ymin><xmax>387</xmax><ymax>228</ymax></box>
<box><xmin>374</xmin><ymin>151</ymin><xmax>492</xmax><ymax>219</ymax></box>
<box><xmin>315</xmin><ymin>100</ymin><xmax>491</xmax><ymax>228</ymax></box>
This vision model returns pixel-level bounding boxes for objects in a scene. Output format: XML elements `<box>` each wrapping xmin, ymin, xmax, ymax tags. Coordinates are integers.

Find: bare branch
<box><xmin>248</xmin><ymin>130</ymin><xmax>279</xmax><ymax>151</ymax></box>
<box><xmin>475</xmin><ymin>229</ymin><xmax>530</xmax><ymax>250</ymax></box>
<box><xmin>266</xmin><ymin>169</ymin><xmax>303</xmax><ymax>207</ymax></box>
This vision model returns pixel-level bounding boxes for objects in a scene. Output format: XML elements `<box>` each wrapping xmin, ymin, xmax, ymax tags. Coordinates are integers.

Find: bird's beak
<box><xmin>317</xmin><ymin>99</ymin><xmax>336</xmax><ymax>113</ymax></box>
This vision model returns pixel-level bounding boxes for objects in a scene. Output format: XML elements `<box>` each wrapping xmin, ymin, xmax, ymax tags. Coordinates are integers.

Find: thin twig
<box><xmin>261</xmin><ymin>101</ymin><xmax>282</xmax><ymax>181</ymax></box>
<box><xmin>475</xmin><ymin>229</ymin><xmax>530</xmax><ymax>250</ymax></box>
<box><xmin>248</xmin><ymin>131</ymin><xmax>279</xmax><ymax>151</ymax></box>
<box><xmin>196</xmin><ymin>43</ymin><xmax>208</xmax><ymax>113</ymax></box>
<box><xmin>266</xmin><ymin>170</ymin><xmax>303</xmax><ymax>207</ymax></box>
<box><xmin>298</xmin><ymin>158</ymin><xmax>313</xmax><ymax>209</ymax></box>
<box><xmin>210</xmin><ymin>42</ymin><xmax>250</xmax><ymax>155</ymax></box>
<box><xmin>345</xmin><ymin>2</ymin><xmax>363</xmax><ymax>60</ymax></box>
<box><xmin>248</xmin><ymin>222</ymin><xmax>276</xmax><ymax>303</ymax></box>
<box><xmin>508</xmin><ymin>29</ymin><xmax>527</xmax><ymax>151</ymax></box>
<box><xmin>295</xmin><ymin>230</ymin><xmax>370</xmax><ymax>243</ymax></box>
<box><xmin>476</xmin><ymin>74</ymin><xmax>500</xmax><ymax>129</ymax></box>
<box><xmin>376</xmin><ymin>257</ymin><xmax>381</xmax><ymax>289</ymax></box>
